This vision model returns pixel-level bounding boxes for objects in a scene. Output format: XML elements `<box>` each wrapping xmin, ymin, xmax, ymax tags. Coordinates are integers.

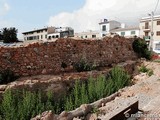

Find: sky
<box><xmin>0</xmin><ymin>0</ymin><xmax>160</xmax><ymax>39</ymax></box>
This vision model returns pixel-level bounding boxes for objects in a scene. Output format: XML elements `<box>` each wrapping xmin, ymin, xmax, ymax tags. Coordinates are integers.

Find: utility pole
<box><xmin>149</xmin><ymin>11</ymin><xmax>154</xmax><ymax>51</ymax></box>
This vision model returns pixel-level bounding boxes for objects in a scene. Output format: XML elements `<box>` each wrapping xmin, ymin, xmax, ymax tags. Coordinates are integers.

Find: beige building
<box><xmin>22</xmin><ymin>27</ymin><xmax>74</xmax><ymax>41</ymax></box>
<box><xmin>23</xmin><ymin>27</ymin><xmax>48</xmax><ymax>41</ymax></box>
<box><xmin>75</xmin><ymin>30</ymin><xmax>101</xmax><ymax>39</ymax></box>
<box><xmin>139</xmin><ymin>15</ymin><xmax>160</xmax><ymax>53</ymax></box>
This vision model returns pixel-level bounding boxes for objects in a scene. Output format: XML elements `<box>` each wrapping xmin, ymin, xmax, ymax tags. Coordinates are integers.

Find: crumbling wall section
<box><xmin>0</xmin><ymin>36</ymin><xmax>137</xmax><ymax>76</ymax></box>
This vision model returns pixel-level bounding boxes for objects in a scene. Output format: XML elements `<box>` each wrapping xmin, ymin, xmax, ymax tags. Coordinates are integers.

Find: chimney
<box><xmin>121</xmin><ymin>23</ymin><xmax>125</xmax><ymax>28</ymax></box>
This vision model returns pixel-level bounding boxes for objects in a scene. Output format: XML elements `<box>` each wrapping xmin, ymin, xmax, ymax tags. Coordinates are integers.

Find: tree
<box><xmin>1</xmin><ymin>27</ymin><xmax>18</xmax><ymax>43</ymax></box>
<box><xmin>0</xmin><ymin>31</ymin><xmax>3</xmax><ymax>41</ymax></box>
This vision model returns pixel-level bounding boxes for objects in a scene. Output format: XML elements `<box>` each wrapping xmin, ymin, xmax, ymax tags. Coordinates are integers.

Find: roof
<box><xmin>75</xmin><ymin>31</ymin><xmax>99</xmax><ymax>36</ymax></box>
<box><xmin>140</xmin><ymin>15</ymin><xmax>160</xmax><ymax>22</ymax></box>
<box><xmin>110</xmin><ymin>27</ymin><xmax>139</xmax><ymax>32</ymax></box>
<box><xmin>99</xmin><ymin>20</ymin><xmax>119</xmax><ymax>25</ymax></box>
<box><xmin>22</xmin><ymin>28</ymin><xmax>48</xmax><ymax>34</ymax></box>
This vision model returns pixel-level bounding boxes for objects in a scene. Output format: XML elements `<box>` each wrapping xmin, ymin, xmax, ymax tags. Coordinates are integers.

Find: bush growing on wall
<box><xmin>73</xmin><ymin>59</ymin><xmax>96</xmax><ymax>72</ymax></box>
<box><xmin>132</xmin><ymin>37</ymin><xmax>152</xmax><ymax>60</ymax></box>
<box><xmin>0</xmin><ymin>70</ymin><xmax>18</xmax><ymax>84</ymax></box>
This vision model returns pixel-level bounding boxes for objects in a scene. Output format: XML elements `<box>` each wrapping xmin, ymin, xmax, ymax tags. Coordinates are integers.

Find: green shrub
<box><xmin>139</xmin><ymin>65</ymin><xmax>154</xmax><ymax>76</ymax></box>
<box><xmin>148</xmin><ymin>70</ymin><xmax>154</xmax><ymax>76</ymax></box>
<box><xmin>139</xmin><ymin>65</ymin><xmax>149</xmax><ymax>73</ymax></box>
<box><xmin>73</xmin><ymin>59</ymin><xmax>95</xmax><ymax>72</ymax></box>
<box><xmin>132</xmin><ymin>38</ymin><xmax>152</xmax><ymax>60</ymax></box>
<box><xmin>108</xmin><ymin>67</ymin><xmax>130</xmax><ymax>92</ymax></box>
<box><xmin>0</xmin><ymin>70</ymin><xmax>18</xmax><ymax>84</ymax></box>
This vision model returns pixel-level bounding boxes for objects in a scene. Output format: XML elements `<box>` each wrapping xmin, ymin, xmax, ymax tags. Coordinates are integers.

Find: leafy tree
<box><xmin>132</xmin><ymin>37</ymin><xmax>152</xmax><ymax>60</ymax></box>
<box><xmin>0</xmin><ymin>31</ymin><xmax>3</xmax><ymax>40</ymax></box>
<box><xmin>1</xmin><ymin>27</ymin><xmax>18</xmax><ymax>43</ymax></box>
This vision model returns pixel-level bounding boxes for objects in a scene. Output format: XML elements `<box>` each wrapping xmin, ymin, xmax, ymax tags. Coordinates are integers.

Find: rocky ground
<box><xmin>97</xmin><ymin>61</ymin><xmax>160</xmax><ymax>120</ymax></box>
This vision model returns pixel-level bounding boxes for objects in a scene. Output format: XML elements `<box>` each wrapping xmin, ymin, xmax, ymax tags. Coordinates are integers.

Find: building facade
<box><xmin>23</xmin><ymin>28</ymin><xmax>48</xmax><ymax>41</ymax></box>
<box><xmin>22</xmin><ymin>27</ymin><xmax>74</xmax><ymax>41</ymax></box>
<box><xmin>110</xmin><ymin>27</ymin><xmax>140</xmax><ymax>38</ymax></box>
<box><xmin>99</xmin><ymin>19</ymin><xmax>121</xmax><ymax>37</ymax></box>
<box><xmin>48</xmin><ymin>27</ymin><xmax>74</xmax><ymax>40</ymax></box>
<box><xmin>74</xmin><ymin>30</ymin><xmax>101</xmax><ymax>39</ymax></box>
<box><xmin>139</xmin><ymin>15</ymin><xmax>160</xmax><ymax>53</ymax></box>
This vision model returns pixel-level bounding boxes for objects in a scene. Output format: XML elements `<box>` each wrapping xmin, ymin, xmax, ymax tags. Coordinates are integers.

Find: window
<box><xmin>131</xmin><ymin>31</ymin><xmax>135</xmax><ymax>35</ymax></box>
<box><xmin>102</xmin><ymin>34</ymin><xmax>106</xmax><ymax>37</ymax></box>
<box><xmin>157</xmin><ymin>21</ymin><xmax>160</xmax><ymax>25</ymax></box>
<box><xmin>85</xmin><ymin>35</ymin><xmax>87</xmax><ymax>38</ymax></box>
<box><xmin>41</xmin><ymin>35</ymin><xmax>43</xmax><ymax>39</ymax></box>
<box><xmin>145</xmin><ymin>22</ymin><xmax>149</xmax><ymax>29</ymax></box>
<box><xmin>145</xmin><ymin>32</ymin><xmax>149</xmax><ymax>36</ymax></box>
<box><xmin>157</xmin><ymin>31</ymin><xmax>160</xmax><ymax>36</ymax></box>
<box><xmin>155</xmin><ymin>43</ymin><xmax>160</xmax><ymax>50</ymax></box>
<box><xmin>45</xmin><ymin>35</ymin><xmax>47</xmax><ymax>38</ymax></box>
<box><xmin>33</xmin><ymin>36</ymin><xmax>36</xmax><ymax>40</ymax></box>
<box><xmin>102</xmin><ymin>25</ymin><xmax>106</xmax><ymax>31</ymax></box>
<box><xmin>81</xmin><ymin>36</ymin><xmax>83</xmax><ymax>39</ymax></box>
<box><xmin>92</xmin><ymin>35</ymin><xmax>96</xmax><ymax>38</ymax></box>
<box><xmin>37</xmin><ymin>36</ymin><xmax>39</xmax><ymax>40</ymax></box>
<box><xmin>121</xmin><ymin>32</ymin><xmax>125</xmax><ymax>36</ymax></box>
<box><xmin>48</xmin><ymin>36</ymin><xmax>51</xmax><ymax>40</ymax></box>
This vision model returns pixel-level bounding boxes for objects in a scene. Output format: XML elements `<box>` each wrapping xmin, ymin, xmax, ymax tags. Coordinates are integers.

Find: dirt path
<box><xmin>97</xmin><ymin>61</ymin><xmax>160</xmax><ymax>120</ymax></box>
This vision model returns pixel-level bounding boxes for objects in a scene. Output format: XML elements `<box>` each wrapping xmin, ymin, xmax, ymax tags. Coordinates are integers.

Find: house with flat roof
<box><xmin>99</xmin><ymin>19</ymin><xmax>140</xmax><ymax>38</ymax></box>
<box><xmin>22</xmin><ymin>27</ymin><xmax>48</xmax><ymax>41</ymax></box>
<box><xmin>139</xmin><ymin>15</ymin><xmax>160</xmax><ymax>53</ymax></box>
<box><xmin>110</xmin><ymin>27</ymin><xmax>140</xmax><ymax>38</ymax></box>
<box><xmin>99</xmin><ymin>19</ymin><xmax>121</xmax><ymax>37</ymax></box>
<box><xmin>74</xmin><ymin>30</ymin><xmax>101</xmax><ymax>39</ymax></box>
<box><xmin>47</xmin><ymin>27</ymin><xmax>74</xmax><ymax>40</ymax></box>
<box><xmin>22</xmin><ymin>27</ymin><xmax>74</xmax><ymax>41</ymax></box>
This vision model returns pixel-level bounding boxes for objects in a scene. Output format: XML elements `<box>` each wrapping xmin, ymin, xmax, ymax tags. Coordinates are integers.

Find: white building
<box><xmin>48</xmin><ymin>27</ymin><xmax>74</xmax><ymax>40</ymax></box>
<box><xmin>110</xmin><ymin>27</ymin><xmax>140</xmax><ymax>38</ymax></box>
<box><xmin>99</xmin><ymin>19</ymin><xmax>121</xmax><ymax>37</ymax></box>
<box><xmin>22</xmin><ymin>27</ymin><xmax>74</xmax><ymax>41</ymax></box>
<box><xmin>74</xmin><ymin>30</ymin><xmax>101</xmax><ymax>39</ymax></box>
<box><xmin>139</xmin><ymin>15</ymin><xmax>160</xmax><ymax>53</ymax></box>
<box><xmin>99</xmin><ymin>19</ymin><xmax>140</xmax><ymax>38</ymax></box>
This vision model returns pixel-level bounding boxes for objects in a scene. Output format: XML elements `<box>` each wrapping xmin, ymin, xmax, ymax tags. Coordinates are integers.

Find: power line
<box><xmin>154</xmin><ymin>0</ymin><xmax>159</xmax><ymax>13</ymax></box>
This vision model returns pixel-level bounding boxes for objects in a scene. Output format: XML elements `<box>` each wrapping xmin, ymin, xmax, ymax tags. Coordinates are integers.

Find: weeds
<box><xmin>0</xmin><ymin>66</ymin><xmax>131</xmax><ymax>120</ymax></box>
<box><xmin>139</xmin><ymin>65</ymin><xmax>154</xmax><ymax>76</ymax></box>
<box><xmin>73</xmin><ymin>59</ymin><xmax>96</xmax><ymax>72</ymax></box>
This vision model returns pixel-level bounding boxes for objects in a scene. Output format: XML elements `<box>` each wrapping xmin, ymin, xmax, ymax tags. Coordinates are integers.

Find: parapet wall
<box><xmin>0</xmin><ymin>36</ymin><xmax>137</xmax><ymax>76</ymax></box>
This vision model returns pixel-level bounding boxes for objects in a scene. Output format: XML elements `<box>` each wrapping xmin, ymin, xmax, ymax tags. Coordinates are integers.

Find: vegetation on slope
<box><xmin>0</xmin><ymin>67</ymin><xmax>131</xmax><ymax>120</ymax></box>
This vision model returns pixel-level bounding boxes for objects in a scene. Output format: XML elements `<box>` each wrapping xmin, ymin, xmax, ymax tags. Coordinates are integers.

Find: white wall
<box><xmin>99</xmin><ymin>23</ymin><xmax>110</xmax><ymax>37</ymax></box>
<box><xmin>47</xmin><ymin>33</ymin><xmax>60</xmax><ymax>39</ymax></box>
<box><xmin>116</xmin><ymin>30</ymin><xmax>140</xmax><ymax>37</ymax></box>
<box><xmin>99</xmin><ymin>21</ymin><xmax>121</xmax><ymax>38</ymax></box>
<box><xmin>153</xmin><ymin>40</ymin><xmax>160</xmax><ymax>53</ymax></box>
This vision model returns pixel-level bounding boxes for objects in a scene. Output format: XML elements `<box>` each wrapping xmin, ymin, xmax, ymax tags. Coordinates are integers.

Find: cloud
<box><xmin>4</xmin><ymin>3</ymin><xmax>10</xmax><ymax>11</ymax></box>
<box><xmin>48</xmin><ymin>0</ymin><xmax>160</xmax><ymax>32</ymax></box>
<box><xmin>0</xmin><ymin>1</ymin><xmax>10</xmax><ymax>15</ymax></box>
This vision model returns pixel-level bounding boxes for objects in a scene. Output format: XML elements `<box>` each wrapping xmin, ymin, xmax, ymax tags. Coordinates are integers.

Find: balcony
<box><xmin>142</xmin><ymin>26</ymin><xmax>151</xmax><ymax>31</ymax></box>
<box><xmin>144</xmin><ymin>36</ymin><xmax>151</xmax><ymax>41</ymax></box>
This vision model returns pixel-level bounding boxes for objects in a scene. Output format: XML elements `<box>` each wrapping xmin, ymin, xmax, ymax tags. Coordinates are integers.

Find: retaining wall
<box><xmin>0</xmin><ymin>36</ymin><xmax>137</xmax><ymax>76</ymax></box>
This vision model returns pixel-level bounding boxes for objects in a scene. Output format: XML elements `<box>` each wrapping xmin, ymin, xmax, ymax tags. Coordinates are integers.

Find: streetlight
<box><xmin>148</xmin><ymin>11</ymin><xmax>154</xmax><ymax>51</ymax></box>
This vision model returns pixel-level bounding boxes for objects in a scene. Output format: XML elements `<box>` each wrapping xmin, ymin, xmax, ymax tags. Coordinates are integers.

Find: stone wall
<box><xmin>0</xmin><ymin>36</ymin><xmax>137</xmax><ymax>76</ymax></box>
